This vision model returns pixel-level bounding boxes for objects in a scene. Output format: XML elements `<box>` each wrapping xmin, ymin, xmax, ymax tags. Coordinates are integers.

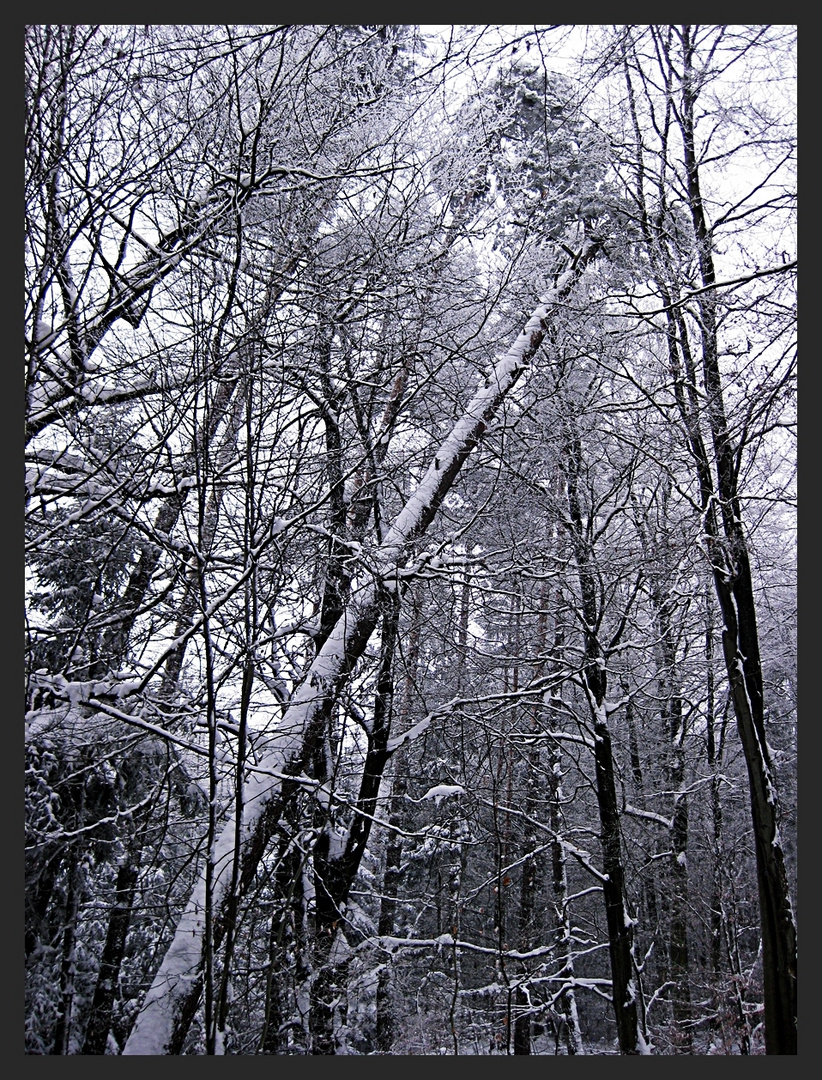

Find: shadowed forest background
<box><xmin>24</xmin><ymin>24</ymin><xmax>796</xmax><ymax>1054</ymax></box>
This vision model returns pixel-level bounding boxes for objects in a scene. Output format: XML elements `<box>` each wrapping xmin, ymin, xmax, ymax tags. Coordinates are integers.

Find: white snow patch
<box><xmin>636</xmin><ymin>1028</ymin><xmax>653</xmax><ymax>1055</ymax></box>
<box><xmin>422</xmin><ymin>784</ymin><xmax>465</xmax><ymax>806</ymax></box>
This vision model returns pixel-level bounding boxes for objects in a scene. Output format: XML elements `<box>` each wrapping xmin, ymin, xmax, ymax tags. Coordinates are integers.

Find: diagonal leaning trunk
<box><xmin>122</xmin><ymin>237</ymin><xmax>603</xmax><ymax>1055</ymax></box>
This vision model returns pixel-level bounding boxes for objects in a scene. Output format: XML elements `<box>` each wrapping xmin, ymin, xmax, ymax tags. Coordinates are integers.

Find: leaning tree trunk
<box><xmin>121</xmin><ymin>238</ymin><xmax>603</xmax><ymax>1055</ymax></box>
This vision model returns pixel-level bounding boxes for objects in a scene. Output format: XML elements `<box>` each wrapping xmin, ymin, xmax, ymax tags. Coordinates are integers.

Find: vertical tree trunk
<box><xmin>375</xmin><ymin>585</ymin><xmax>422</xmax><ymax>1053</ymax></box>
<box><xmin>513</xmin><ymin>825</ymin><xmax>537</xmax><ymax>1055</ymax></box>
<box><xmin>309</xmin><ymin>590</ymin><xmax>402</xmax><ymax>1053</ymax></box>
<box><xmin>562</xmin><ymin>416</ymin><xmax>645</xmax><ymax>1054</ymax></box>
<box><xmin>705</xmin><ymin>598</ymin><xmax>738</xmax><ymax>1047</ymax></box>
<box><xmin>546</xmin><ymin>737</ymin><xmax>585</xmax><ymax>1055</ymax></box>
<box><xmin>259</xmin><ymin>820</ymin><xmax>311</xmax><ymax>1054</ymax></box>
<box><xmin>591</xmin><ymin>702</ymin><xmax>643</xmax><ymax>1054</ymax></box>
<box><xmin>52</xmin><ymin>858</ymin><xmax>82</xmax><ymax>1055</ymax></box>
<box><xmin>512</xmin><ymin>860</ymin><xmax>535</xmax><ymax>1054</ymax></box>
<box><xmin>675</xmin><ymin>28</ymin><xmax>796</xmax><ymax>1052</ymax></box>
<box><xmin>81</xmin><ymin>843</ymin><xmax>142</xmax><ymax>1054</ymax></box>
<box><xmin>622</xmin><ymin>684</ymin><xmax>664</xmax><ymax>989</ymax></box>
<box><xmin>375</xmin><ymin>775</ymin><xmax>405</xmax><ymax>1053</ymax></box>
<box><xmin>667</xmin><ymin>763</ymin><xmax>691</xmax><ymax>1046</ymax></box>
<box><xmin>634</xmin><ymin>490</ymin><xmax>693</xmax><ymax>1048</ymax></box>
<box><xmin>620</xmin><ymin>27</ymin><xmax>797</xmax><ymax>1048</ymax></box>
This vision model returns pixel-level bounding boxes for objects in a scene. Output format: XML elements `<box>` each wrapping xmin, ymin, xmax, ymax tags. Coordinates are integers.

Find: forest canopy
<box><xmin>24</xmin><ymin>24</ymin><xmax>796</xmax><ymax>1055</ymax></box>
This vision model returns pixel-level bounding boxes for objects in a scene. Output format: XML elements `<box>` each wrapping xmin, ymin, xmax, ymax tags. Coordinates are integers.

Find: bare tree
<box><xmin>25</xmin><ymin>24</ymin><xmax>795</xmax><ymax>1055</ymax></box>
<box><xmin>607</xmin><ymin>24</ymin><xmax>797</xmax><ymax>1053</ymax></box>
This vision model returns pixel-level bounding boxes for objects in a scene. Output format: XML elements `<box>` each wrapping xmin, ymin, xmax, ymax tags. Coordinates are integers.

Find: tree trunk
<box><xmin>375</xmin><ymin>585</ymin><xmax>421</xmax><ymax>1053</ymax></box>
<box><xmin>620</xmin><ymin>27</ymin><xmax>797</xmax><ymax>1049</ymax></box>
<box><xmin>635</xmin><ymin>491</ymin><xmax>693</xmax><ymax>1048</ymax></box>
<box><xmin>81</xmin><ymin>857</ymin><xmax>140</xmax><ymax>1054</ymax></box>
<box><xmin>547</xmin><ymin>737</ymin><xmax>585</xmax><ymax>1055</ymax></box>
<box><xmin>591</xmin><ymin>703</ymin><xmax>643</xmax><ymax>1054</ymax></box>
<box><xmin>52</xmin><ymin>858</ymin><xmax>82</xmax><ymax>1055</ymax></box>
<box><xmin>677</xmin><ymin>28</ymin><xmax>796</xmax><ymax>1052</ymax></box>
<box><xmin>122</xmin><ymin>240</ymin><xmax>602</xmax><ymax>1055</ymax></box>
<box><xmin>562</xmin><ymin>415</ymin><xmax>645</xmax><ymax>1054</ymax></box>
<box><xmin>375</xmin><ymin>775</ymin><xmax>405</xmax><ymax>1053</ymax></box>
